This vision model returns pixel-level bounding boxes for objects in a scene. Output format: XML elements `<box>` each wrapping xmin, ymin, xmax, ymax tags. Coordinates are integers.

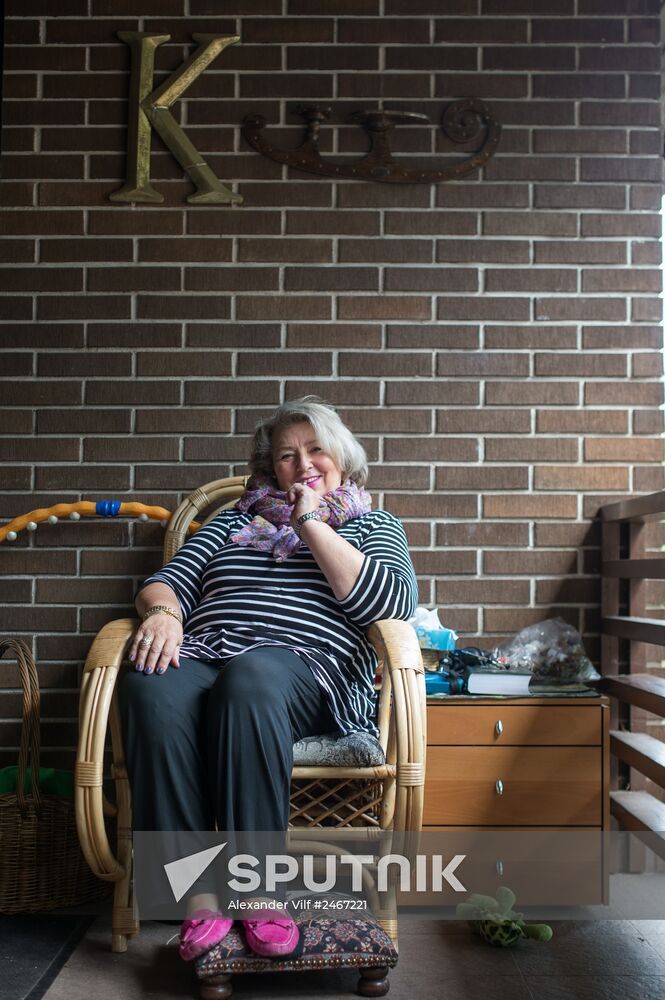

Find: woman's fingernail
<box><xmin>136</xmin><ymin>663</ymin><xmax>144</xmax><ymax>671</ymax></box>
<box><xmin>156</xmin><ymin>666</ymin><xmax>165</xmax><ymax>674</ymax></box>
<box><xmin>129</xmin><ymin>653</ymin><xmax>135</xmax><ymax>662</ymax></box>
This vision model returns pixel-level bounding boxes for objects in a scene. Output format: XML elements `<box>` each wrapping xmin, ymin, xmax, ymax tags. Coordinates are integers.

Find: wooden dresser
<box><xmin>420</xmin><ymin>694</ymin><xmax>611</xmax><ymax>905</ymax></box>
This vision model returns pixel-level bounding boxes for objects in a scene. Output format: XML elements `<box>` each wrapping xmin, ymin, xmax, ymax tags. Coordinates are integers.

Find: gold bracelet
<box><xmin>142</xmin><ymin>605</ymin><xmax>183</xmax><ymax>625</ymax></box>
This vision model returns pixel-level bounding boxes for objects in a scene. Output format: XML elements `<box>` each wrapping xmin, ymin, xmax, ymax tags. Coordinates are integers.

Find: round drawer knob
<box><xmin>495</xmin><ymin>779</ymin><xmax>504</xmax><ymax>795</ymax></box>
<box><xmin>495</xmin><ymin>720</ymin><xmax>503</xmax><ymax>736</ymax></box>
<box><xmin>496</xmin><ymin>860</ymin><xmax>504</xmax><ymax>876</ymax></box>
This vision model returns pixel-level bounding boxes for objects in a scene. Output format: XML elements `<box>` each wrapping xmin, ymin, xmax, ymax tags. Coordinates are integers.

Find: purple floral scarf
<box><xmin>230</xmin><ymin>475</ymin><xmax>372</xmax><ymax>562</ymax></box>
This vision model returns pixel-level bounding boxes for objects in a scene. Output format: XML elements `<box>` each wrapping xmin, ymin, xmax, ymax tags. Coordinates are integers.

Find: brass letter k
<box><xmin>110</xmin><ymin>33</ymin><xmax>242</xmax><ymax>205</ymax></box>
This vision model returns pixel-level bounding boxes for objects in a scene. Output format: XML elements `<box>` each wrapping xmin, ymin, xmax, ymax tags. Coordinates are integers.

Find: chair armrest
<box><xmin>76</xmin><ymin>617</ymin><xmax>138</xmax><ymax>881</ymax></box>
<box><xmin>367</xmin><ymin>620</ymin><xmax>426</xmax><ymax>835</ymax></box>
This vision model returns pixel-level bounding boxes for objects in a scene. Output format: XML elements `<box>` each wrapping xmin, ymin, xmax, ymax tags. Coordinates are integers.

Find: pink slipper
<box><xmin>241</xmin><ymin>912</ymin><xmax>300</xmax><ymax>957</ymax></box>
<box><xmin>178</xmin><ymin>909</ymin><xmax>234</xmax><ymax>961</ymax></box>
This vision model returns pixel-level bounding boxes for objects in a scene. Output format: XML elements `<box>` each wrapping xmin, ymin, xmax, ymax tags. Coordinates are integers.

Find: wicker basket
<box><xmin>0</xmin><ymin>637</ymin><xmax>109</xmax><ymax>913</ymax></box>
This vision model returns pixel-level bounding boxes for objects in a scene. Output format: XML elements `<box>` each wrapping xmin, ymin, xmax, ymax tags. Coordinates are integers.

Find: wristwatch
<box><xmin>294</xmin><ymin>511</ymin><xmax>322</xmax><ymax>536</ymax></box>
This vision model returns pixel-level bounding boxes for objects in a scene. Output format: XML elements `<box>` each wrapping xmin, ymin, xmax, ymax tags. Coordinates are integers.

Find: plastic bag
<box><xmin>491</xmin><ymin>617</ymin><xmax>600</xmax><ymax>682</ymax></box>
<box><xmin>408</xmin><ymin>606</ymin><xmax>458</xmax><ymax>651</ymax></box>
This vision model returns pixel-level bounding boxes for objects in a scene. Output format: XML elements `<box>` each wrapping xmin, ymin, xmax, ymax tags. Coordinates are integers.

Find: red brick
<box><xmin>386</xmin><ymin>211</ymin><xmax>477</xmax><ymax>237</ymax></box>
<box><xmin>487</xmin><ymin>381</ymin><xmax>580</xmax><ymax>406</ymax></box>
<box><xmin>371</xmin><ymin>467</ymin><xmax>430</xmax><ymax>491</ymax></box>
<box><xmin>35</xmin><ymin>466</ymin><xmax>131</xmax><ymax>491</ymax></box>
<box><xmin>135</xmin><ymin>409</ymin><xmax>231</xmax><ymax>434</ymax></box>
<box><xmin>534</xmin><ymin>466</ymin><xmax>629</xmax><ymax>491</ymax></box>
<box><xmin>435</xmin><ymin>466</ymin><xmax>528</xmax><ymax>490</ymax></box>
<box><xmin>138</xmin><ymin>296</ymin><xmax>231</xmax><ymax>321</ymax></box>
<box><xmin>385</xmin><ymin>438</ymin><xmax>478</xmax><ymax>462</ymax></box>
<box><xmin>537</xmin><ymin>410</ymin><xmax>628</xmax><ymax>434</ymax></box>
<box><xmin>584</xmin><ymin>381</ymin><xmax>663</xmax><ymax>406</ymax></box>
<box><xmin>83</xmin><ymin>437</ymin><xmax>179</xmax><ymax>462</ymax></box>
<box><xmin>388</xmin><ymin>494</ymin><xmax>477</xmax><ymax>519</ymax></box>
<box><xmin>86</xmin><ymin>324</ymin><xmax>181</xmax><ymax>349</ymax></box>
<box><xmin>535</xmin><ymin>522</ymin><xmax>600</xmax><ymax>548</ymax></box>
<box><xmin>531</xmin><ymin>72</ymin><xmax>626</xmax><ymax>100</ymax></box>
<box><xmin>437</xmin><ymin>184</ymin><xmax>529</xmax><ymax>209</ymax></box>
<box><xmin>582</xmin><ymin>212</ymin><xmax>660</xmax><ymax>239</ymax></box>
<box><xmin>237</xmin><ymin>353</ymin><xmax>332</xmax><ymax>376</ymax></box>
<box><xmin>632</xmin><ymin>352</ymin><xmax>663</xmax><ymax>377</ymax></box>
<box><xmin>631</xmin><ymin>298</ymin><xmax>663</xmax><ymax>322</ymax></box>
<box><xmin>135</xmin><ymin>352</ymin><xmax>231</xmax><ymax>377</ymax></box>
<box><xmin>483</xmin><ymin>495</ymin><xmax>577</xmax><ymax>519</ymax></box>
<box><xmin>337</xmin><ymin>185</ymin><xmax>430</xmax><ymax>210</ymax></box>
<box><xmin>338</xmin><ymin>297</ymin><xmax>431</xmax><ymax>321</ymax></box>
<box><xmin>436</xmin><ymin>352</ymin><xmax>529</xmax><ymax>377</ymax></box>
<box><xmin>386</xmin><ymin>46</ymin><xmax>476</xmax><ymax>70</ymax></box>
<box><xmin>37</xmin><ymin>295</ymin><xmax>131</xmax><ymax>321</ymax></box>
<box><xmin>89</xmin><ymin>267</ymin><xmax>181</xmax><ymax>292</ymax></box>
<box><xmin>286</xmin><ymin>210</ymin><xmax>379</xmax><ymax>237</ymax></box>
<box><xmin>535</xmin><ymin>353</ymin><xmax>627</xmax><ymax>377</ymax></box>
<box><xmin>437</xmin><ymin>578</ymin><xmax>531</xmax><ymax>605</ymax></box>
<box><xmin>534</xmin><ymin>184</ymin><xmax>626</xmax><ymax>210</ymax></box>
<box><xmin>485</xmin><ymin>437</ymin><xmax>578</xmax><ymax>462</ymax></box>
<box><xmin>483</xmin><ymin>326</ymin><xmax>577</xmax><ymax>350</ymax></box>
<box><xmin>436</xmin><ymin>522</ymin><xmax>529</xmax><ymax>547</ymax></box>
<box><xmin>485</xmin><ymin>268</ymin><xmax>576</xmax><ymax>293</ymax></box>
<box><xmin>1</xmin><ymin>210</ymin><xmax>84</xmax><ymax>235</ymax></box>
<box><xmin>584</xmin><ymin>438</ymin><xmax>663</xmax><ymax>463</ymax></box>
<box><xmin>385</xmin><ymin>381</ymin><xmax>479</xmax><ymax>406</ymax></box>
<box><xmin>187</xmin><ymin>324</ymin><xmax>280</xmax><ymax>349</ymax></box>
<box><xmin>0</xmin><ymin>267</ymin><xmax>82</xmax><ymax>292</ymax></box>
<box><xmin>185</xmin><ymin>268</ymin><xmax>279</xmax><ymax>292</ymax></box>
<box><xmin>85</xmin><ymin>380</ymin><xmax>180</xmax><ymax>406</ymax></box>
<box><xmin>236</xmin><ymin>296</ymin><xmax>331</xmax><ymax>321</ymax></box>
<box><xmin>36</xmin><ymin>408</ymin><xmax>131</xmax><ymax>434</ymax></box>
<box><xmin>483</xmin><ymin>548</ymin><xmax>577</xmax><ymax>575</ymax></box>
<box><xmin>412</xmin><ymin>550</ymin><xmax>477</xmax><ymax>575</ymax></box>
<box><xmin>287</xmin><ymin>324</ymin><xmax>381</xmax><ymax>349</ymax></box>
<box><xmin>484</xmin><ymin>46</ymin><xmax>575</xmax><ymax>71</ymax></box>
<box><xmin>581</xmin><ymin>101</ymin><xmax>660</xmax><ymax>127</ymax></box>
<box><xmin>536</xmin><ymin>240</ymin><xmax>628</xmax><ymax>265</ymax></box>
<box><xmin>0</xmin><ymin>240</ymin><xmax>34</xmax><ymax>263</ymax></box>
<box><xmin>285</xmin><ymin>268</ymin><xmax>378</xmax><ymax>292</ymax></box>
<box><xmin>483</xmin><ymin>211</ymin><xmax>574</xmax><ymax>237</ymax></box>
<box><xmin>89</xmin><ymin>210</ymin><xmax>184</xmax><ymax>236</ymax></box>
<box><xmin>437</xmin><ymin>239</ymin><xmax>528</xmax><ymax>264</ymax></box>
<box><xmin>135</xmin><ymin>463</ymin><xmax>235</xmax><ymax>491</ymax></box>
<box><xmin>582</xmin><ymin>269</ymin><xmax>662</xmax><ymax>293</ymax></box>
<box><xmin>583</xmin><ymin>325</ymin><xmax>662</xmax><ymax>350</ymax></box>
<box><xmin>339</xmin><ymin>239</ymin><xmax>432</xmax><ymax>265</ymax></box>
<box><xmin>387</xmin><ymin>326</ymin><xmax>479</xmax><ymax>350</ymax></box>
<box><xmin>535</xmin><ymin>298</ymin><xmax>626</xmax><ymax>322</ymax></box>
<box><xmin>438</xmin><ymin>297</ymin><xmax>530</xmax><ymax>321</ymax></box>
<box><xmin>40</xmin><ymin>239</ymin><xmax>132</xmax><ymax>263</ymax></box>
<box><xmin>436</xmin><ymin>409</ymin><xmax>529</xmax><ymax>434</ymax></box>
<box><xmin>385</xmin><ymin>268</ymin><xmax>477</xmax><ymax>293</ymax></box>
<box><xmin>139</xmin><ymin>239</ymin><xmax>233</xmax><ymax>263</ymax></box>
<box><xmin>339</xmin><ymin>352</ymin><xmax>430</xmax><ymax>378</ymax></box>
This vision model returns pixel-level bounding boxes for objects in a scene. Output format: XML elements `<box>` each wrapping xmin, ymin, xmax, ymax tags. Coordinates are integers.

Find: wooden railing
<box><xmin>599</xmin><ymin>489</ymin><xmax>665</xmax><ymax>851</ymax></box>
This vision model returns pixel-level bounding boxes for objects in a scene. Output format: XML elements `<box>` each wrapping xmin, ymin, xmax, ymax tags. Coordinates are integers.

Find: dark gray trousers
<box><xmin>117</xmin><ymin>647</ymin><xmax>335</xmax><ymax>834</ymax></box>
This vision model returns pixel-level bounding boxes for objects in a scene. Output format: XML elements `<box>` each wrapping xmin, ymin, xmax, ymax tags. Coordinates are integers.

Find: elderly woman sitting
<box><xmin>118</xmin><ymin>396</ymin><xmax>418</xmax><ymax>963</ymax></box>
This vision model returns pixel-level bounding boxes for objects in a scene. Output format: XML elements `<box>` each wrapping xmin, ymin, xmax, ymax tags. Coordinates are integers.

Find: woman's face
<box><xmin>272</xmin><ymin>421</ymin><xmax>343</xmax><ymax>496</ymax></box>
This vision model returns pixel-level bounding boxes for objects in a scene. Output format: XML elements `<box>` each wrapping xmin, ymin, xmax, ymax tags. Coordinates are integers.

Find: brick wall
<box><xmin>0</xmin><ymin>1</ymin><xmax>663</xmax><ymax>767</ymax></box>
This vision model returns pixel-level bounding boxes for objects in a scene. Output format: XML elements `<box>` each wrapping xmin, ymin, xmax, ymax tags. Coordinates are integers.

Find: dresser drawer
<box><xmin>427</xmin><ymin>704</ymin><xmax>602</xmax><ymax>747</ymax></box>
<box><xmin>423</xmin><ymin>746</ymin><xmax>602</xmax><ymax>826</ymax></box>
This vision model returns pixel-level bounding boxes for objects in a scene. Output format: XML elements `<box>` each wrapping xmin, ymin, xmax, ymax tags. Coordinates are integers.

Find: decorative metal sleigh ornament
<box><xmin>242</xmin><ymin>99</ymin><xmax>501</xmax><ymax>184</ymax></box>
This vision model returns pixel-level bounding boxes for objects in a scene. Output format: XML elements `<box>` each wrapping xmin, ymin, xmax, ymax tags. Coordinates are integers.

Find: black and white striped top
<box><xmin>139</xmin><ymin>507</ymin><xmax>418</xmax><ymax>736</ymax></box>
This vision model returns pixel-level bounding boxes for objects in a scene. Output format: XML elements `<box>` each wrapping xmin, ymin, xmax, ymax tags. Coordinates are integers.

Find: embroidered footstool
<box><xmin>193</xmin><ymin>912</ymin><xmax>398</xmax><ymax>998</ymax></box>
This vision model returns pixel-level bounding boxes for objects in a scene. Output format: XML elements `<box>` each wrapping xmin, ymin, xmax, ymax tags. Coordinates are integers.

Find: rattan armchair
<box><xmin>75</xmin><ymin>476</ymin><xmax>426</xmax><ymax>954</ymax></box>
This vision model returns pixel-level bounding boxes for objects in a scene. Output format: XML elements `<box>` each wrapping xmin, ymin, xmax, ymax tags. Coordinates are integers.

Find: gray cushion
<box><xmin>292</xmin><ymin>732</ymin><xmax>385</xmax><ymax>767</ymax></box>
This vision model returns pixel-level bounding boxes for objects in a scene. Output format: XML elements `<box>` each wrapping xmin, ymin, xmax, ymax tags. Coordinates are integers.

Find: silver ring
<box><xmin>138</xmin><ymin>635</ymin><xmax>153</xmax><ymax>648</ymax></box>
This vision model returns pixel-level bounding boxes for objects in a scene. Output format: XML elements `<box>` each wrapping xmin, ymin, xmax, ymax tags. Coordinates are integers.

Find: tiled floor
<box><xmin>40</xmin><ymin>905</ymin><xmax>665</xmax><ymax>1000</ymax></box>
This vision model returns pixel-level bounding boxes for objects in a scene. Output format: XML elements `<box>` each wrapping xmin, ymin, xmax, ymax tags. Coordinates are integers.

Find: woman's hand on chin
<box><xmin>287</xmin><ymin>482</ymin><xmax>321</xmax><ymax>531</ymax></box>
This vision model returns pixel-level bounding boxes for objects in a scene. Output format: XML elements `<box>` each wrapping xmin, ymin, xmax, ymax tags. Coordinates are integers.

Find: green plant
<box><xmin>456</xmin><ymin>886</ymin><xmax>553</xmax><ymax>948</ymax></box>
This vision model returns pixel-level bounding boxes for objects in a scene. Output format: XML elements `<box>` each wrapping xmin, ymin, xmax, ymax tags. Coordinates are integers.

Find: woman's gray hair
<box><xmin>248</xmin><ymin>396</ymin><xmax>369</xmax><ymax>488</ymax></box>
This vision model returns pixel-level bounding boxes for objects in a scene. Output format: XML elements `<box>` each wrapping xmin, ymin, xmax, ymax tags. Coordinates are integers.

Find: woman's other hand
<box><xmin>286</xmin><ymin>482</ymin><xmax>321</xmax><ymax>531</ymax></box>
<box><xmin>129</xmin><ymin>613</ymin><xmax>183</xmax><ymax>675</ymax></box>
